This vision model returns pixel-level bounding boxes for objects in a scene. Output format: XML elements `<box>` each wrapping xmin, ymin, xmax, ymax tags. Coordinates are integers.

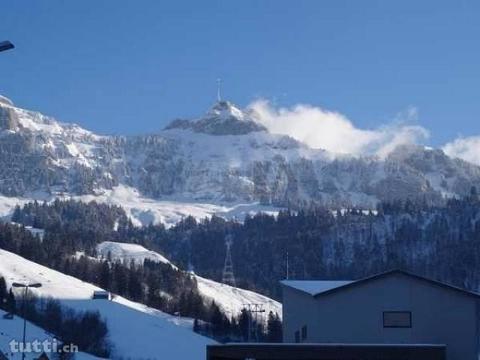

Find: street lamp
<box><xmin>0</xmin><ymin>41</ymin><xmax>14</xmax><ymax>53</ymax></box>
<box><xmin>12</xmin><ymin>282</ymin><xmax>42</xmax><ymax>360</ymax></box>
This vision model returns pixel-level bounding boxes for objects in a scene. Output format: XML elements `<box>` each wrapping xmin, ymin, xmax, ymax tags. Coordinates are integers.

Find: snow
<box><xmin>95</xmin><ymin>241</ymin><xmax>282</xmax><ymax>318</ymax></box>
<box><xmin>72</xmin><ymin>185</ymin><xmax>281</xmax><ymax>227</ymax></box>
<box><xmin>16</xmin><ymin>111</ymin><xmax>64</xmax><ymax>136</ymax></box>
<box><xmin>161</xmin><ymin>127</ymin><xmax>324</xmax><ymax>169</ymax></box>
<box><xmin>195</xmin><ymin>275</ymin><xmax>282</xmax><ymax>318</ymax></box>
<box><xmin>3</xmin><ymin>94</ymin><xmax>480</xmax><ymax>228</ymax></box>
<box><xmin>0</xmin><ymin>184</ymin><xmax>281</xmax><ymax>228</ymax></box>
<box><xmin>0</xmin><ymin>195</ymin><xmax>29</xmax><ymax>220</ymax></box>
<box><xmin>281</xmin><ymin>280</ymin><xmax>353</xmax><ymax>296</ymax></box>
<box><xmin>0</xmin><ymin>309</ymin><xmax>99</xmax><ymax>359</ymax></box>
<box><xmin>96</xmin><ymin>241</ymin><xmax>176</xmax><ymax>269</ymax></box>
<box><xmin>0</xmin><ymin>95</ymin><xmax>14</xmax><ymax>106</ymax></box>
<box><xmin>0</xmin><ymin>249</ymin><xmax>214</xmax><ymax>359</ymax></box>
<box><xmin>0</xmin><ymin>100</ymin><xmax>104</xmax><ymax>172</ymax></box>
<box><xmin>203</xmin><ymin>101</ymin><xmax>247</xmax><ymax>122</ymax></box>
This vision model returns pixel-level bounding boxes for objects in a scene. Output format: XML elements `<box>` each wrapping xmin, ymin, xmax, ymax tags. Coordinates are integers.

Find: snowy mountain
<box><xmin>1</xmin><ymin>95</ymin><xmax>480</xmax><ymax>225</ymax></box>
<box><xmin>0</xmin><ymin>249</ymin><xmax>214</xmax><ymax>359</ymax></box>
<box><xmin>95</xmin><ymin>241</ymin><xmax>282</xmax><ymax>318</ymax></box>
<box><xmin>165</xmin><ymin>100</ymin><xmax>267</xmax><ymax>135</ymax></box>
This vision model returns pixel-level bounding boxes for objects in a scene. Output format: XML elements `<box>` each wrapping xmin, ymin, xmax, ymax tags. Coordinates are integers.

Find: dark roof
<box><xmin>282</xmin><ymin>269</ymin><xmax>480</xmax><ymax>299</ymax></box>
<box><xmin>207</xmin><ymin>343</ymin><xmax>446</xmax><ymax>360</ymax></box>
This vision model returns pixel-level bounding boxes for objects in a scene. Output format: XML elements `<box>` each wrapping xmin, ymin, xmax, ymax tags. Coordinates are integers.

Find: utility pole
<box><xmin>244</xmin><ymin>303</ymin><xmax>265</xmax><ymax>342</ymax></box>
<box><xmin>12</xmin><ymin>282</ymin><xmax>42</xmax><ymax>360</ymax></box>
<box><xmin>286</xmin><ymin>251</ymin><xmax>290</xmax><ymax>280</ymax></box>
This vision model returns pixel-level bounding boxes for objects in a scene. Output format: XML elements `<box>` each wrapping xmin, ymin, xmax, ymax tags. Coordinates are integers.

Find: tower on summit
<box><xmin>217</xmin><ymin>78</ymin><xmax>222</xmax><ymax>102</ymax></box>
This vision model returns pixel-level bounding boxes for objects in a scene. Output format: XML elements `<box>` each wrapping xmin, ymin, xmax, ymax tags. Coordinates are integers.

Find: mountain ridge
<box><xmin>1</xmin><ymin>95</ymin><xmax>480</xmax><ymax>225</ymax></box>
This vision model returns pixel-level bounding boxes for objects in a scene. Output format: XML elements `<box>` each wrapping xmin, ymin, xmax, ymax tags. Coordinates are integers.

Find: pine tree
<box><xmin>209</xmin><ymin>301</ymin><xmax>227</xmax><ymax>338</ymax></box>
<box><xmin>98</xmin><ymin>261</ymin><xmax>111</xmax><ymax>290</ymax></box>
<box><xmin>43</xmin><ymin>299</ymin><xmax>63</xmax><ymax>334</ymax></box>
<box><xmin>0</xmin><ymin>276</ymin><xmax>7</xmax><ymax>309</ymax></box>
<box><xmin>266</xmin><ymin>311</ymin><xmax>282</xmax><ymax>342</ymax></box>
<box><xmin>193</xmin><ymin>318</ymin><xmax>200</xmax><ymax>333</ymax></box>
<box><xmin>7</xmin><ymin>288</ymin><xmax>16</xmax><ymax>314</ymax></box>
<box><xmin>238</xmin><ymin>308</ymin><xmax>250</xmax><ymax>341</ymax></box>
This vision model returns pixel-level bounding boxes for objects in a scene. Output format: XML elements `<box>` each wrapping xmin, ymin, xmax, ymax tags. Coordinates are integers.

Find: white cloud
<box><xmin>443</xmin><ymin>136</ymin><xmax>480</xmax><ymax>166</ymax></box>
<box><xmin>248</xmin><ymin>100</ymin><xmax>429</xmax><ymax>158</ymax></box>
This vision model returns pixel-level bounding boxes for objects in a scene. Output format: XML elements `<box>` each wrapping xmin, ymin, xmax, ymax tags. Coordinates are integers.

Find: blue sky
<box><xmin>1</xmin><ymin>1</ymin><xmax>479</xmax><ymax>146</ymax></box>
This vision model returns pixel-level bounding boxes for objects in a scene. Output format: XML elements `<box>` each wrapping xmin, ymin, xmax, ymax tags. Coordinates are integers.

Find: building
<box><xmin>206</xmin><ymin>343</ymin><xmax>445</xmax><ymax>360</ymax></box>
<box><xmin>92</xmin><ymin>290</ymin><xmax>111</xmax><ymax>300</ymax></box>
<box><xmin>282</xmin><ymin>269</ymin><xmax>480</xmax><ymax>360</ymax></box>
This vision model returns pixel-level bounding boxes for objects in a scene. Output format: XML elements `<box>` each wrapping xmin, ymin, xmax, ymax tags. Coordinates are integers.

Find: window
<box><xmin>301</xmin><ymin>325</ymin><xmax>307</xmax><ymax>341</ymax></box>
<box><xmin>383</xmin><ymin>311</ymin><xmax>412</xmax><ymax>328</ymax></box>
<box><xmin>294</xmin><ymin>330</ymin><xmax>300</xmax><ymax>343</ymax></box>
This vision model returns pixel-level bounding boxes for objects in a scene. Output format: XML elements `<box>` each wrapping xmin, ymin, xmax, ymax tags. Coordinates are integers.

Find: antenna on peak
<box><xmin>217</xmin><ymin>78</ymin><xmax>222</xmax><ymax>102</ymax></box>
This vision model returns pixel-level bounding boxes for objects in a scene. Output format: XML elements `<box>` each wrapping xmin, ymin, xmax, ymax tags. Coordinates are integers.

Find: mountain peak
<box><xmin>205</xmin><ymin>100</ymin><xmax>246</xmax><ymax>121</ymax></box>
<box><xmin>165</xmin><ymin>100</ymin><xmax>267</xmax><ymax>135</ymax></box>
<box><xmin>0</xmin><ymin>96</ymin><xmax>19</xmax><ymax>131</ymax></box>
<box><xmin>0</xmin><ymin>95</ymin><xmax>14</xmax><ymax>107</ymax></box>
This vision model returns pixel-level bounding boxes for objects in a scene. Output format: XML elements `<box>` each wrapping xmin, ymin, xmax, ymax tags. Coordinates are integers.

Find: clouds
<box><xmin>248</xmin><ymin>99</ymin><xmax>429</xmax><ymax>158</ymax></box>
<box><xmin>443</xmin><ymin>136</ymin><xmax>480</xmax><ymax>166</ymax></box>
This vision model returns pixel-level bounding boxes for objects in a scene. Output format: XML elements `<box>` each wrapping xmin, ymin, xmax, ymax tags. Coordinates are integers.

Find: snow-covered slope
<box><xmin>72</xmin><ymin>184</ymin><xmax>281</xmax><ymax>227</ymax></box>
<box><xmin>96</xmin><ymin>241</ymin><xmax>176</xmax><ymax>268</ymax></box>
<box><xmin>95</xmin><ymin>241</ymin><xmax>282</xmax><ymax>318</ymax></box>
<box><xmin>0</xmin><ymin>249</ymin><xmax>214</xmax><ymax>360</ymax></box>
<box><xmin>1</xmin><ymin>94</ymin><xmax>480</xmax><ymax>227</ymax></box>
<box><xmin>0</xmin><ymin>195</ymin><xmax>30</xmax><ymax>221</ymax></box>
<box><xmin>0</xmin><ymin>309</ymin><xmax>98</xmax><ymax>359</ymax></box>
<box><xmin>195</xmin><ymin>275</ymin><xmax>281</xmax><ymax>318</ymax></box>
<box><xmin>0</xmin><ymin>185</ymin><xmax>281</xmax><ymax>228</ymax></box>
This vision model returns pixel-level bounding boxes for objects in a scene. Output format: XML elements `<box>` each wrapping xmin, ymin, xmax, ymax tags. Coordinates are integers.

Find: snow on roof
<box><xmin>281</xmin><ymin>280</ymin><xmax>354</xmax><ymax>296</ymax></box>
<box><xmin>282</xmin><ymin>270</ymin><xmax>480</xmax><ymax>299</ymax></box>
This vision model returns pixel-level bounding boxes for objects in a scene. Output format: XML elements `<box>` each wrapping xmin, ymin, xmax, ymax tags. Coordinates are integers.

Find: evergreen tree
<box><xmin>0</xmin><ymin>276</ymin><xmax>7</xmax><ymax>309</ymax></box>
<box><xmin>193</xmin><ymin>318</ymin><xmax>200</xmax><ymax>333</ymax></box>
<box><xmin>7</xmin><ymin>288</ymin><xmax>16</xmax><ymax>314</ymax></box>
<box><xmin>98</xmin><ymin>261</ymin><xmax>111</xmax><ymax>290</ymax></box>
<box><xmin>238</xmin><ymin>308</ymin><xmax>250</xmax><ymax>341</ymax></box>
<box><xmin>266</xmin><ymin>311</ymin><xmax>282</xmax><ymax>342</ymax></box>
<box><xmin>209</xmin><ymin>301</ymin><xmax>228</xmax><ymax>338</ymax></box>
<box><xmin>43</xmin><ymin>299</ymin><xmax>63</xmax><ymax>335</ymax></box>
